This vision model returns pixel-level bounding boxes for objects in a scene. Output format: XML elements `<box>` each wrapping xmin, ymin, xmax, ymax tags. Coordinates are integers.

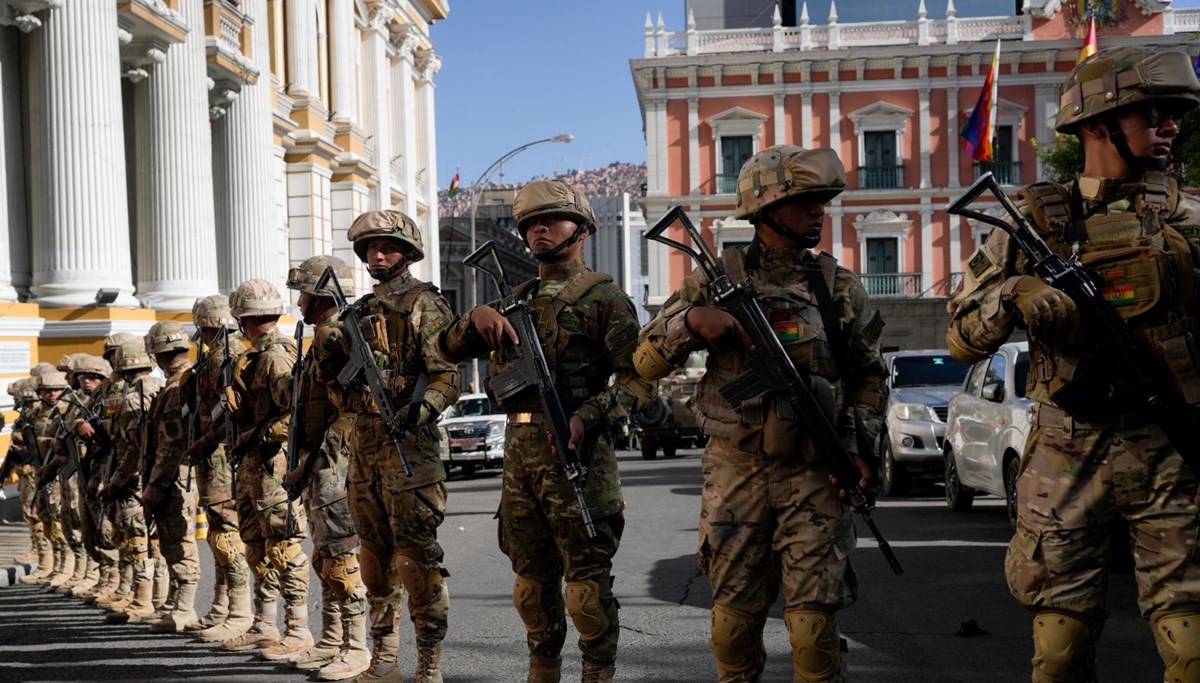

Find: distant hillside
<box><xmin>439</xmin><ymin>161</ymin><xmax>646</xmax><ymax>218</ymax></box>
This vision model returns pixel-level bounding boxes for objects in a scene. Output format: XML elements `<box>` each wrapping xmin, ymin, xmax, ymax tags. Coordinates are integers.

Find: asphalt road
<box><xmin>0</xmin><ymin>448</ymin><xmax>1162</xmax><ymax>682</ymax></box>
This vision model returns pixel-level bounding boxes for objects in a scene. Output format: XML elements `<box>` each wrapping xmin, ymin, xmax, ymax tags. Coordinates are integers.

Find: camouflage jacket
<box><xmin>286</xmin><ymin>316</ymin><xmax>343</xmax><ymax>497</ymax></box>
<box><xmin>144</xmin><ymin>357</ymin><xmax>193</xmax><ymax>497</ymax></box>
<box><xmin>638</xmin><ymin>245</ymin><xmax>888</xmax><ymax>455</ymax></box>
<box><xmin>442</xmin><ymin>257</ymin><xmax>655</xmax><ymax>431</ymax></box>
<box><xmin>230</xmin><ymin>326</ymin><xmax>296</xmax><ymax>458</ymax></box>
<box><xmin>187</xmin><ymin>331</ymin><xmax>244</xmax><ymax>458</ymax></box>
<box><xmin>42</xmin><ymin>388</ymin><xmax>96</xmax><ymax>481</ymax></box>
<box><xmin>109</xmin><ymin>374</ymin><xmax>163</xmax><ymax>488</ymax></box>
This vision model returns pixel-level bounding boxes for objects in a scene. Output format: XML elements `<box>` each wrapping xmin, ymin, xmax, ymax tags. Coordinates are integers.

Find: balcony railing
<box><xmin>716</xmin><ymin>173</ymin><xmax>738</xmax><ymax>194</ymax></box>
<box><xmin>974</xmin><ymin>161</ymin><xmax>1022</xmax><ymax>186</ymax></box>
<box><xmin>858</xmin><ymin>165</ymin><xmax>904</xmax><ymax>190</ymax></box>
<box><xmin>862</xmin><ymin>272</ymin><xmax>922</xmax><ymax>298</ymax></box>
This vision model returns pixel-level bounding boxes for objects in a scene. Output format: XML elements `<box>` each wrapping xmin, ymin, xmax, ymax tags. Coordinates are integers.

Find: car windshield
<box><xmin>891</xmin><ymin>355</ymin><xmax>972</xmax><ymax>388</ymax></box>
<box><xmin>1015</xmin><ymin>352</ymin><xmax>1030</xmax><ymax>399</ymax></box>
<box><xmin>443</xmin><ymin>396</ymin><xmax>500</xmax><ymax>419</ymax></box>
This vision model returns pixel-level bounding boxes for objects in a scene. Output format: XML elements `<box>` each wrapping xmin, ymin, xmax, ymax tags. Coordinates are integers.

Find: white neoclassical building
<box><xmin>0</xmin><ymin>0</ymin><xmax>447</xmax><ymax>388</ymax></box>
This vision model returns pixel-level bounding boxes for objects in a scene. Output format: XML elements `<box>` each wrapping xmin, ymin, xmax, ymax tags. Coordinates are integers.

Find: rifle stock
<box><xmin>645</xmin><ymin>206</ymin><xmax>903</xmax><ymax>574</ymax></box>
<box><xmin>463</xmin><ymin>241</ymin><xmax>597</xmax><ymax>539</ymax></box>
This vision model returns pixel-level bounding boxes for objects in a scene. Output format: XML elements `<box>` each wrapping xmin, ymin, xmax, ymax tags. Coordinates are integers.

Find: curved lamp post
<box><xmin>466</xmin><ymin>133</ymin><xmax>573</xmax><ymax>391</ymax></box>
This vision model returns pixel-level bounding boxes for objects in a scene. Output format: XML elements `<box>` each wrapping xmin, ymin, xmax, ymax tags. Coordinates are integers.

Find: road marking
<box><xmin>875</xmin><ymin>498</ymin><xmax>1006</xmax><ymax>508</ymax></box>
<box><xmin>858</xmin><ymin>539</ymin><xmax>1009</xmax><ymax>548</ymax></box>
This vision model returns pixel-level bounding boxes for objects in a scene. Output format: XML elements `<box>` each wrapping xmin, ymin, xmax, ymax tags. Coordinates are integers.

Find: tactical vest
<box><xmin>300</xmin><ymin>345</ymin><xmax>335</xmax><ymax>445</ymax></box>
<box><xmin>693</xmin><ymin>247</ymin><xmax>844</xmax><ymax>443</ymax></box>
<box><xmin>239</xmin><ymin>334</ymin><xmax>296</xmax><ymax>425</ymax></box>
<box><xmin>1019</xmin><ymin>173</ymin><xmax>1200</xmax><ymax>412</ymax></box>
<box><xmin>351</xmin><ymin>281</ymin><xmax>437</xmax><ymax>414</ymax></box>
<box><xmin>487</xmin><ymin>271</ymin><xmax>613</xmax><ymax>413</ymax></box>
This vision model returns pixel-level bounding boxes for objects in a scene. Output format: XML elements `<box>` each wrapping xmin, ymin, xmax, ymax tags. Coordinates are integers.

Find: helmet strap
<box><xmin>759</xmin><ymin>212</ymin><xmax>821</xmax><ymax>249</ymax></box>
<box><xmin>1103</xmin><ymin>114</ymin><xmax>1167</xmax><ymax>173</ymax></box>
<box><xmin>528</xmin><ymin>224</ymin><xmax>587</xmax><ymax>262</ymax></box>
<box><xmin>367</xmin><ymin>250</ymin><xmax>416</xmax><ymax>281</ymax></box>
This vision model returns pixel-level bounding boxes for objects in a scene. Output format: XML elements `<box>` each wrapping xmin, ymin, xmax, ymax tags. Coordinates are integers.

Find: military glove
<box><xmin>1001</xmin><ymin>276</ymin><xmax>1083</xmax><ymax>346</ymax></box>
<box><xmin>282</xmin><ymin>463</ymin><xmax>306</xmax><ymax>501</ymax></box>
<box><xmin>407</xmin><ymin>401</ymin><xmax>434</xmax><ymax>427</ymax></box>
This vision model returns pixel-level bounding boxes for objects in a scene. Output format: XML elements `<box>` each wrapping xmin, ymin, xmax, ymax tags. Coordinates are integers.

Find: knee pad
<box><xmin>324</xmin><ymin>553</ymin><xmax>363</xmax><ymax>603</ymax></box>
<box><xmin>210</xmin><ymin>530</ymin><xmax>243</xmax><ymax>568</ymax></box>
<box><xmin>565</xmin><ymin>579</ymin><xmax>610</xmax><ymax>642</ymax></box>
<box><xmin>711</xmin><ymin>603</ymin><xmax>763</xmax><ymax>675</ymax></box>
<box><xmin>1153</xmin><ymin>610</ymin><xmax>1200</xmax><ymax>683</ymax></box>
<box><xmin>245</xmin><ymin>542</ymin><xmax>267</xmax><ymax>579</ymax></box>
<box><xmin>266</xmin><ymin>539</ymin><xmax>305</xmax><ymax>570</ymax></box>
<box><xmin>359</xmin><ymin>542</ymin><xmax>393</xmax><ymax>597</ymax></box>
<box><xmin>784</xmin><ymin>608</ymin><xmax>841</xmax><ymax>682</ymax></box>
<box><xmin>1031</xmin><ymin>610</ymin><xmax>1098</xmax><ymax>683</ymax></box>
<box><xmin>513</xmin><ymin>575</ymin><xmax>552</xmax><ymax>634</ymax></box>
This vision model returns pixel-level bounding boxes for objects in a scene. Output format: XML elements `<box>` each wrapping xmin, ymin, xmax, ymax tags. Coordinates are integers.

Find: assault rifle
<box><xmin>464</xmin><ymin>241</ymin><xmax>598</xmax><ymax>539</ymax></box>
<box><xmin>645</xmin><ymin>206</ymin><xmax>903</xmax><ymax>574</ymax></box>
<box><xmin>947</xmin><ymin>172</ymin><xmax>1200</xmax><ymax>476</ymax></box>
<box><xmin>220</xmin><ymin>326</ymin><xmax>242</xmax><ymax>498</ymax></box>
<box><xmin>59</xmin><ymin>387</ymin><xmax>113</xmax><ymax>480</ymax></box>
<box><xmin>137</xmin><ymin>380</ymin><xmax>152</xmax><ymax>491</ymax></box>
<box><xmin>184</xmin><ymin>330</ymin><xmax>205</xmax><ymax>492</ymax></box>
<box><xmin>285</xmin><ymin>321</ymin><xmax>305</xmax><ymax>537</ymax></box>
<box><xmin>315</xmin><ymin>266</ymin><xmax>414</xmax><ymax>477</ymax></box>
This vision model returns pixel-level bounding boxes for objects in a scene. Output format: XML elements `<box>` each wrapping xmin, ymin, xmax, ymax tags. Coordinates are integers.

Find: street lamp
<box><xmin>466</xmin><ymin>133</ymin><xmax>573</xmax><ymax>391</ymax></box>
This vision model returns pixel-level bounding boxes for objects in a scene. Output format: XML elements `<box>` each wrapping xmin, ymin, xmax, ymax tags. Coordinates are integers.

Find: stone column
<box><xmin>0</xmin><ymin>27</ymin><xmax>24</xmax><ymax>302</ymax></box>
<box><xmin>947</xmin><ymin>86</ymin><xmax>961</xmax><ymax>188</ymax></box>
<box><xmin>328</xmin><ymin>0</ymin><xmax>356</xmax><ymax>124</ymax></box>
<box><xmin>286</xmin><ymin>0</ymin><xmax>318</xmax><ymax>100</ymax></box>
<box><xmin>24</xmin><ymin>1</ymin><xmax>136</xmax><ymax>307</ymax></box>
<box><xmin>364</xmin><ymin>10</ymin><xmax>391</xmax><ymax>210</ymax></box>
<box><xmin>213</xmin><ymin>0</ymin><xmax>282</xmax><ymax>291</ymax></box>
<box><xmin>417</xmin><ymin>55</ymin><xmax>441</xmax><ymax>286</ymax></box>
<box><xmin>134</xmin><ymin>0</ymin><xmax>220</xmax><ymax>308</ymax></box>
<box><xmin>687</xmin><ymin>97</ymin><xmax>699</xmax><ymax>195</ymax></box>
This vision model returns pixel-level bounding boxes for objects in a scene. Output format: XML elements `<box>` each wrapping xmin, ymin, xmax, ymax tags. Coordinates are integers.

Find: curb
<box><xmin>0</xmin><ymin>561</ymin><xmax>37</xmax><ymax>587</ymax></box>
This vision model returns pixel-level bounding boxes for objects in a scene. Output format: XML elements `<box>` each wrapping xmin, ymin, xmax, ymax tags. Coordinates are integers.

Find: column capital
<box><xmin>413</xmin><ymin>47</ymin><xmax>441</xmax><ymax>82</ymax></box>
<box><xmin>389</xmin><ymin>23</ymin><xmax>421</xmax><ymax>57</ymax></box>
<box><xmin>1</xmin><ymin>0</ymin><xmax>61</xmax><ymax>33</ymax></box>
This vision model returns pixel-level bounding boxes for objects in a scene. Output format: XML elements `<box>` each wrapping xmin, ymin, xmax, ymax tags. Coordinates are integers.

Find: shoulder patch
<box><xmin>1177</xmin><ymin>224</ymin><xmax>1200</xmax><ymax>241</ymax></box>
<box><xmin>967</xmin><ymin>249</ymin><xmax>994</xmax><ymax>281</ymax></box>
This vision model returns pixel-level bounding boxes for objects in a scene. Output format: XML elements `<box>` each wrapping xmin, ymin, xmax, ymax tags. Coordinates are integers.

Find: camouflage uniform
<box><xmin>636</xmin><ymin>147</ymin><xmax>888</xmax><ymax>683</ymax></box>
<box><xmin>142</xmin><ymin>321</ymin><xmax>201</xmax><ymax>632</ymax></box>
<box><xmin>38</xmin><ymin>361</ymin><xmax>88</xmax><ymax>592</ymax></box>
<box><xmin>224</xmin><ymin>279</ymin><xmax>312</xmax><ymax>655</ymax></box>
<box><xmin>946</xmin><ymin>47</ymin><xmax>1200</xmax><ymax>683</ymax></box>
<box><xmin>441</xmin><ymin>181</ymin><xmax>654</xmax><ymax>683</ymax></box>
<box><xmin>20</xmin><ymin>372</ymin><xmax>71</xmax><ymax>586</ymax></box>
<box><xmin>344</xmin><ymin>209</ymin><xmax>459</xmax><ymax>683</ymax></box>
<box><xmin>182</xmin><ymin>296</ymin><xmax>253</xmax><ymax>642</ymax></box>
<box><xmin>4</xmin><ymin>378</ymin><xmax>42</xmax><ymax>566</ymax></box>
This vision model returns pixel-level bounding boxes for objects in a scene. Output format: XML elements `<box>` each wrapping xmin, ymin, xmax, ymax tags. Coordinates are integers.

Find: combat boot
<box><xmin>222</xmin><ymin>599</ymin><xmax>281</xmax><ymax>651</ymax></box>
<box><xmin>414</xmin><ymin>639</ymin><xmax>444</xmax><ymax>683</ymax></box>
<box><xmin>97</xmin><ymin>564</ymin><xmax>134</xmax><ymax>609</ymax></box>
<box><xmin>314</xmin><ymin>613</ymin><xmax>370</xmax><ymax>681</ymax></box>
<box><xmin>84</xmin><ymin>565</ymin><xmax>119</xmax><ymax>603</ymax></box>
<box><xmin>46</xmin><ymin>545</ymin><xmax>78</xmax><ymax>590</ymax></box>
<box><xmin>70</xmin><ymin>558</ymin><xmax>101</xmax><ymax>597</ymax></box>
<box><xmin>260</xmin><ymin>603</ymin><xmax>314</xmax><ymax>661</ymax></box>
<box><xmin>187</xmin><ymin>583</ymin><xmax>228</xmax><ymax>632</ymax></box>
<box><xmin>144</xmin><ymin>580</ymin><xmax>179</xmax><ymax>627</ymax></box>
<box><xmin>106</xmin><ymin>578</ymin><xmax>154</xmax><ymax>624</ymax></box>
<box><xmin>581</xmin><ymin>661</ymin><xmax>615</xmax><ymax>683</ymax></box>
<box><xmin>151</xmin><ymin>564</ymin><xmax>169</xmax><ymax>609</ymax></box>
<box><xmin>195</xmin><ymin>582</ymin><xmax>253</xmax><ymax>642</ymax></box>
<box><xmin>152</xmin><ymin>581</ymin><xmax>199</xmax><ymax>633</ymax></box>
<box><xmin>528</xmin><ymin>655</ymin><xmax>562</xmax><ymax>683</ymax></box>
<box><xmin>292</xmin><ymin>600</ymin><xmax>344</xmax><ymax>670</ymax></box>
<box><xmin>18</xmin><ymin>542</ymin><xmax>54</xmax><ymax>584</ymax></box>
<box><xmin>54</xmin><ymin>547</ymin><xmax>88</xmax><ymax>593</ymax></box>
<box><xmin>352</xmin><ymin>631</ymin><xmax>402</xmax><ymax>683</ymax></box>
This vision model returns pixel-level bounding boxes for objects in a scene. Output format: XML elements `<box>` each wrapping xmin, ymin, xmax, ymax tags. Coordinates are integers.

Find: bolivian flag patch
<box><xmin>1101</xmin><ymin>284</ymin><xmax>1136</xmax><ymax>307</ymax></box>
<box><xmin>770</xmin><ymin>312</ymin><xmax>800</xmax><ymax>342</ymax></box>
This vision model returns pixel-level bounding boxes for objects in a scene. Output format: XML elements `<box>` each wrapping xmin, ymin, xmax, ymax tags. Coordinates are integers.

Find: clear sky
<box><xmin>431</xmin><ymin>0</ymin><xmax>1200</xmax><ymax>192</ymax></box>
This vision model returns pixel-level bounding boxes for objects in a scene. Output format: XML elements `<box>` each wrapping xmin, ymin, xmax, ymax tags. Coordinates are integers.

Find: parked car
<box><xmin>878</xmin><ymin>350</ymin><xmax>973</xmax><ymax>495</ymax></box>
<box><xmin>440</xmin><ymin>393</ymin><xmax>506</xmax><ymax>478</ymax></box>
<box><xmin>943</xmin><ymin>342</ymin><xmax>1032</xmax><ymax>527</ymax></box>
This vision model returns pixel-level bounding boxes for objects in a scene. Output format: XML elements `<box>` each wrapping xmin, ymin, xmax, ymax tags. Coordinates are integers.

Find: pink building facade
<box><xmin>631</xmin><ymin>0</ymin><xmax>1200</xmax><ymax>310</ymax></box>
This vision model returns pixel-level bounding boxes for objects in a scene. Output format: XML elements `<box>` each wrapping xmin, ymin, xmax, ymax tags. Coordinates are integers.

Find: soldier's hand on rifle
<box><xmin>684</xmin><ymin>307</ymin><xmax>757</xmax><ymax>351</ymax></box>
<box><xmin>1002</xmin><ymin>276</ymin><xmax>1083</xmax><ymax>347</ymax></box>
<box><xmin>407</xmin><ymin>400</ymin><xmax>435</xmax><ymax>427</ymax></box>
<box><xmin>829</xmin><ymin>455</ymin><xmax>874</xmax><ymax>512</ymax></box>
<box><xmin>282</xmin><ymin>465</ymin><xmax>305</xmax><ymax>501</ymax></box>
<box><xmin>76</xmin><ymin>421</ymin><xmax>95</xmax><ymax>439</ymax></box>
<box><xmin>471</xmin><ymin>305</ymin><xmax>519</xmax><ymax>350</ymax></box>
<box><xmin>182</xmin><ymin>442</ymin><xmax>204</xmax><ymax>467</ymax></box>
<box><xmin>567</xmin><ymin>414</ymin><xmax>586</xmax><ymax>452</ymax></box>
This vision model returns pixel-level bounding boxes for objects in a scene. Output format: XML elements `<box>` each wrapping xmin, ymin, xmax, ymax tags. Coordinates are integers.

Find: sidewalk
<box><xmin>0</xmin><ymin>521</ymin><xmax>36</xmax><ymax>587</ymax></box>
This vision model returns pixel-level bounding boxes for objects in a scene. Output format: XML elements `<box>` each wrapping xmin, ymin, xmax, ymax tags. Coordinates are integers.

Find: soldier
<box><xmin>635</xmin><ymin>146</ymin><xmax>888</xmax><ymax>682</ymax></box>
<box><xmin>181</xmin><ymin>296</ymin><xmax>254</xmax><ymax>642</ymax></box>
<box><xmin>440</xmin><ymin>180</ymin><xmax>655</xmax><ymax>683</ymax></box>
<box><xmin>13</xmin><ymin>365</ymin><xmax>57</xmax><ymax>584</ymax></box>
<box><xmin>140</xmin><ymin>321</ymin><xmax>202</xmax><ymax>632</ymax></box>
<box><xmin>221</xmin><ymin>279</ymin><xmax>313</xmax><ymax>658</ymax></box>
<box><xmin>6</xmin><ymin>377</ymin><xmax>43</xmax><ymax>568</ymax></box>
<box><xmin>25</xmin><ymin>369</ymin><xmax>72</xmax><ymax>588</ymax></box>
<box><xmin>946</xmin><ymin>47</ymin><xmax>1200</xmax><ymax>683</ymax></box>
<box><xmin>105</xmin><ymin>340</ymin><xmax>165</xmax><ymax>624</ymax></box>
<box><xmin>279</xmin><ymin>255</ymin><xmax>371</xmax><ymax>680</ymax></box>
<box><xmin>343</xmin><ymin>209</ymin><xmax>459</xmax><ymax>683</ymax></box>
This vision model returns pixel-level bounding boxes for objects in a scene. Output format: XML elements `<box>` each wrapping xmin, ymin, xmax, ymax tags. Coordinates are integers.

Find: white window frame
<box><xmin>853</xmin><ymin>210</ymin><xmax>912</xmax><ymax>273</ymax></box>
<box><xmin>711</xmin><ymin>216</ymin><xmax>755</xmax><ymax>253</ymax></box>
<box><xmin>847</xmin><ymin>101</ymin><xmax>914</xmax><ymax>177</ymax></box>
<box><xmin>706</xmin><ymin>106</ymin><xmax>768</xmax><ymax>194</ymax></box>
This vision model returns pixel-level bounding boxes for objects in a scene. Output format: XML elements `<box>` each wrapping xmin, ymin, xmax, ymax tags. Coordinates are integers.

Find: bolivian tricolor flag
<box><xmin>961</xmin><ymin>40</ymin><xmax>1001</xmax><ymax>163</ymax></box>
<box><xmin>448</xmin><ymin>167</ymin><xmax>460</xmax><ymax>201</ymax></box>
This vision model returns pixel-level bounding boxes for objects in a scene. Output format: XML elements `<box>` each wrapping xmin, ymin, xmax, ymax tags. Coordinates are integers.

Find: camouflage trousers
<box><xmin>698</xmin><ymin>436</ymin><xmax>858</xmax><ymax>679</ymax></box>
<box><xmin>84</xmin><ymin>465</ymin><xmax>117</xmax><ymax>566</ymax></box>
<box><xmin>205</xmin><ymin>500</ymin><xmax>249</xmax><ymax>590</ymax></box>
<box><xmin>235</xmin><ymin>446</ymin><xmax>309</xmax><ymax>607</ymax></box>
<box><xmin>58</xmin><ymin>472</ymin><xmax>84</xmax><ymax>547</ymax></box>
<box><xmin>18</xmin><ymin>465</ymin><xmax>41</xmax><ymax>536</ymax></box>
<box><xmin>498</xmin><ymin>424</ymin><xmax>625</xmax><ymax>667</ymax></box>
<box><xmin>36</xmin><ymin>478</ymin><xmax>64</xmax><ymax>546</ymax></box>
<box><xmin>152</xmin><ymin>478</ymin><xmax>199</xmax><ymax>585</ymax></box>
<box><xmin>113</xmin><ymin>489</ymin><xmax>156</xmax><ymax>582</ymax></box>
<box><xmin>348</xmin><ymin>414</ymin><xmax>449</xmax><ymax>645</ymax></box>
<box><xmin>309</xmin><ymin>416</ymin><xmax>365</xmax><ymax>616</ymax></box>
<box><xmin>1007</xmin><ymin>423</ymin><xmax>1200</xmax><ymax>620</ymax></box>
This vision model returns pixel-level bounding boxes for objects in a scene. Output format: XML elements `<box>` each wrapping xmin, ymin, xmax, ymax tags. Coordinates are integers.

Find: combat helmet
<box><xmin>513</xmin><ymin>180</ymin><xmax>597</xmax><ymax>235</ymax></box>
<box><xmin>734</xmin><ymin>145</ymin><xmax>846</xmax><ymax>220</ymax></box>
<box><xmin>9</xmin><ymin>378</ymin><xmax>35</xmax><ymax>402</ymax></box>
<box><xmin>192</xmin><ymin>295</ymin><xmax>236</xmax><ymax>331</ymax></box>
<box><xmin>112</xmin><ymin>340</ymin><xmax>153</xmax><ymax>373</ymax></box>
<box><xmin>37</xmin><ymin>371</ymin><xmax>69</xmax><ymax>391</ymax></box>
<box><xmin>286</xmin><ymin>255</ymin><xmax>355</xmax><ymax>297</ymax></box>
<box><xmin>348</xmin><ymin>209</ymin><xmax>425</xmax><ymax>263</ymax></box>
<box><xmin>72</xmin><ymin>354</ymin><xmax>113</xmax><ymax>379</ymax></box>
<box><xmin>30</xmin><ymin>362</ymin><xmax>55</xmax><ymax>378</ymax></box>
<box><xmin>56</xmin><ymin>354</ymin><xmax>77</xmax><ymax>373</ymax></box>
<box><xmin>146</xmin><ymin>320</ymin><xmax>191</xmax><ymax>355</ymax></box>
<box><xmin>1056</xmin><ymin>46</ymin><xmax>1200</xmax><ymax>134</ymax></box>
<box><xmin>103</xmin><ymin>333</ymin><xmax>140</xmax><ymax>362</ymax></box>
<box><xmin>229</xmin><ymin>279</ymin><xmax>286</xmax><ymax>318</ymax></box>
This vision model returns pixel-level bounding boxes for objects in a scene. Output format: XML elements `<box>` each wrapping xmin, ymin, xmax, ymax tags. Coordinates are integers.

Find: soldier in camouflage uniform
<box><xmin>140</xmin><ymin>321</ymin><xmax>202</xmax><ymax>633</ymax></box>
<box><xmin>27</xmin><ymin>370</ymin><xmax>73</xmax><ymax>587</ymax></box>
<box><xmin>946</xmin><ymin>47</ymin><xmax>1200</xmax><ymax>683</ymax></box>
<box><xmin>7</xmin><ymin>376</ymin><xmax>45</xmax><ymax>569</ymax></box>
<box><xmin>279</xmin><ymin>255</ymin><xmax>371</xmax><ymax>680</ymax></box>
<box><xmin>37</xmin><ymin>356</ymin><xmax>87</xmax><ymax>592</ymax></box>
<box><xmin>441</xmin><ymin>180</ymin><xmax>655</xmax><ymax>683</ymax></box>
<box><xmin>340</xmin><ymin>209</ymin><xmax>459</xmax><ymax>683</ymax></box>
<box><xmin>17</xmin><ymin>367</ymin><xmax>69</xmax><ymax>585</ymax></box>
<box><xmin>221</xmin><ymin>279</ymin><xmax>313</xmax><ymax>657</ymax></box>
<box><xmin>181</xmin><ymin>296</ymin><xmax>254</xmax><ymax>642</ymax></box>
<box><xmin>636</xmin><ymin>146</ymin><xmax>888</xmax><ymax>683</ymax></box>
<box><xmin>105</xmin><ymin>341</ymin><xmax>166</xmax><ymax>624</ymax></box>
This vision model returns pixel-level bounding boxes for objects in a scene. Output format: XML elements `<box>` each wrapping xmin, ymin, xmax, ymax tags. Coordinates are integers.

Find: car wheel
<box><xmin>879</xmin><ymin>438</ymin><xmax>909</xmax><ymax>497</ymax></box>
<box><xmin>640</xmin><ymin>437</ymin><xmax>658</xmax><ymax>461</ymax></box>
<box><xmin>662</xmin><ymin>439</ymin><xmax>678</xmax><ymax>459</ymax></box>
<box><xmin>460</xmin><ymin>464</ymin><xmax>476</xmax><ymax>479</ymax></box>
<box><xmin>1004</xmin><ymin>455</ymin><xmax>1020</xmax><ymax>529</ymax></box>
<box><xmin>944</xmin><ymin>448</ymin><xmax>975</xmax><ymax>512</ymax></box>
<box><xmin>694</xmin><ymin>434</ymin><xmax>708</xmax><ymax>449</ymax></box>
